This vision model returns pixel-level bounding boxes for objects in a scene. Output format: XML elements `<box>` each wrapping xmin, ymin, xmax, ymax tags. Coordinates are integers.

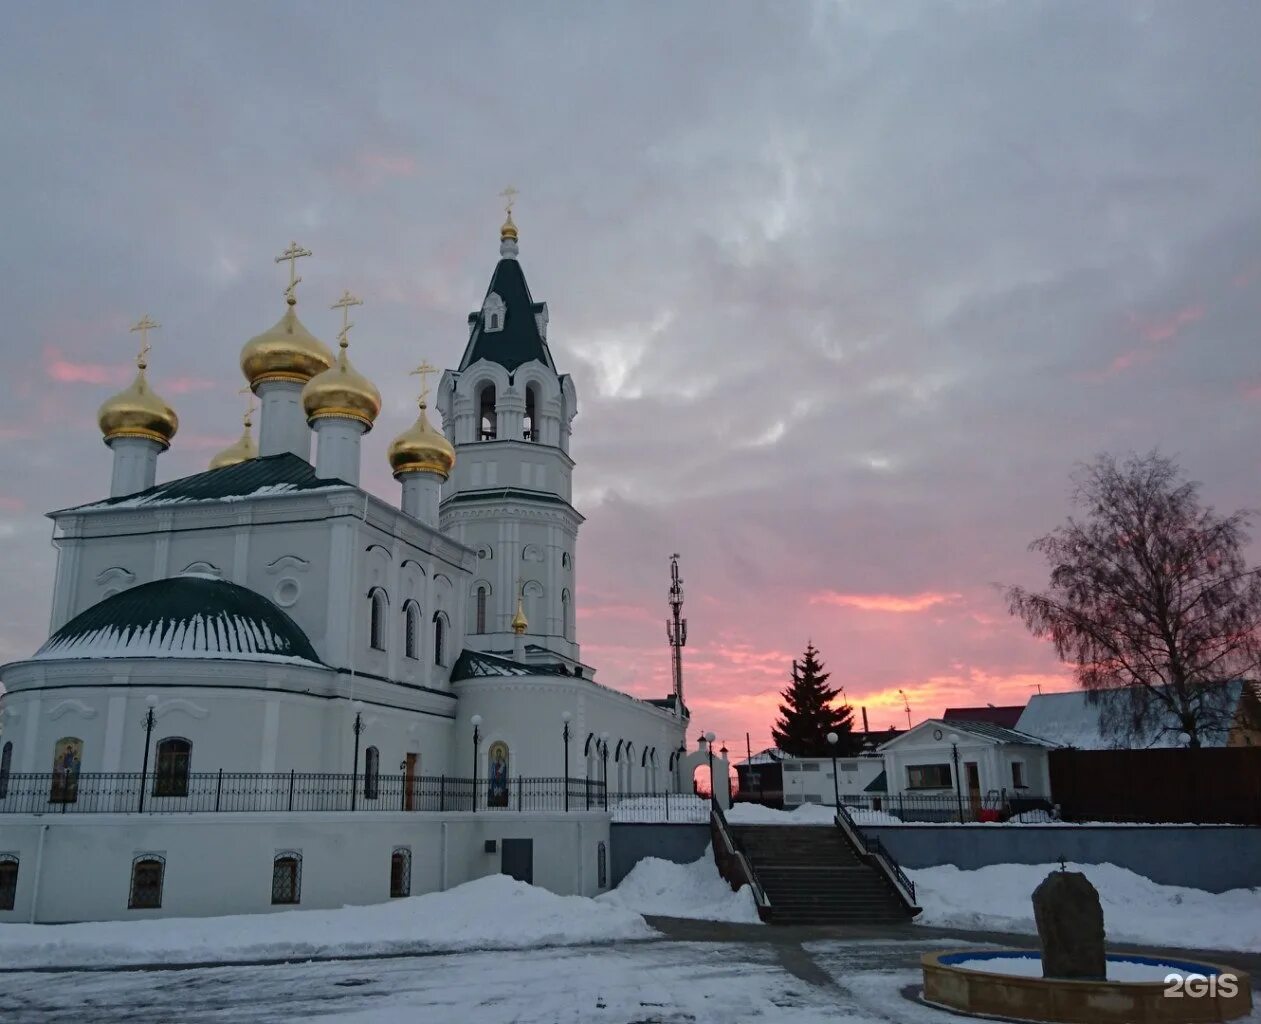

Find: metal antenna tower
<box><xmin>667</xmin><ymin>553</ymin><xmax>687</xmax><ymax>715</ymax></box>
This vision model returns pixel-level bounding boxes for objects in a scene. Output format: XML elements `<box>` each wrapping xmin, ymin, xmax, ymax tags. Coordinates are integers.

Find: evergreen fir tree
<box><xmin>771</xmin><ymin>642</ymin><xmax>859</xmax><ymax>757</ymax></box>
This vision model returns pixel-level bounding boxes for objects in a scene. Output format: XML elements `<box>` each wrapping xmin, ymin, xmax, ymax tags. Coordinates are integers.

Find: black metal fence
<box><xmin>0</xmin><ymin>771</ymin><xmax>608</xmax><ymax>815</ymax></box>
<box><xmin>846</xmin><ymin>790</ymin><xmax>1058</xmax><ymax>825</ymax></box>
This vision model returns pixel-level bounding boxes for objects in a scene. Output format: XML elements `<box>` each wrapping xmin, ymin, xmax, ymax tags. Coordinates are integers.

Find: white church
<box><xmin>0</xmin><ymin>210</ymin><xmax>720</xmax><ymax>923</ymax></box>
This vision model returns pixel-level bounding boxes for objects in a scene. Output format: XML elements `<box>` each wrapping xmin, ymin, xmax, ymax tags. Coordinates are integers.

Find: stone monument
<box><xmin>1032</xmin><ymin>866</ymin><xmax>1106</xmax><ymax>981</ymax></box>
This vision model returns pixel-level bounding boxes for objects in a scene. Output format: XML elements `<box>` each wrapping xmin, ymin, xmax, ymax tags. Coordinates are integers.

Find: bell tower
<box><xmin>437</xmin><ymin>199</ymin><xmax>582</xmax><ymax>669</ymax></box>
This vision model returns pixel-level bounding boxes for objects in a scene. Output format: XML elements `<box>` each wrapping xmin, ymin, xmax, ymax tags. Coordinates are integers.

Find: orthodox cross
<box><xmin>275</xmin><ymin>241</ymin><xmax>312</xmax><ymax>304</ymax></box>
<box><xmin>499</xmin><ymin>185</ymin><xmax>518</xmax><ymax>216</ymax></box>
<box><xmin>1058</xmin><ymin>855</ymin><xmax>1068</xmax><ymax>872</ymax></box>
<box><xmin>238</xmin><ymin>385</ymin><xmax>256</xmax><ymax>427</ymax></box>
<box><xmin>409</xmin><ymin>360</ymin><xmax>438</xmax><ymax>407</ymax></box>
<box><xmin>130</xmin><ymin>314</ymin><xmax>159</xmax><ymax>367</ymax></box>
<box><xmin>331</xmin><ymin>289</ymin><xmax>363</xmax><ymax>347</ymax></box>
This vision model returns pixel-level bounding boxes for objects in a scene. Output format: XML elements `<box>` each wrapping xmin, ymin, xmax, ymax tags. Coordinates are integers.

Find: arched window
<box><xmin>364</xmin><ymin>745</ymin><xmax>380</xmax><ymax>800</ymax></box>
<box><xmin>523</xmin><ymin>385</ymin><xmax>537</xmax><ymax>441</ymax></box>
<box><xmin>369</xmin><ymin>589</ymin><xmax>387</xmax><ymax>651</ymax></box>
<box><xmin>272</xmin><ymin>851</ymin><xmax>302</xmax><ymax>905</ymax></box>
<box><xmin>49</xmin><ymin>737</ymin><xmax>82</xmax><ymax>803</ymax></box>
<box><xmin>390</xmin><ymin>846</ymin><xmax>412</xmax><ymax>898</ymax></box>
<box><xmin>476</xmin><ymin>586</ymin><xmax>487</xmax><ymax>634</ymax></box>
<box><xmin>128</xmin><ymin>855</ymin><xmax>165</xmax><ymax>910</ymax></box>
<box><xmin>561</xmin><ymin>589</ymin><xmax>572</xmax><ymax>641</ymax></box>
<box><xmin>478</xmin><ymin>384</ymin><xmax>497</xmax><ymax>441</ymax></box>
<box><xmin>404</xmin><ymin>601</ymin><xmax>420</xmax><ymax>660</ymax></box>
<box><xmin>0</xmin><ymin>855</ymin><xmax>17</xmax><ymax>911</ymax></box>
<box><xmin>0</xmin><ymin>741</ymin><xmax>11</xmax><ymax>799</ymax></box>
<box><xmin>154</xmin><ymin>738</ymin><xmax>191</xmax><ymax>797</ymax></box>
<box><xmin>433</xmin><ymin>613</ymin><xmax>447</xmax><ymax>667</ymax></box>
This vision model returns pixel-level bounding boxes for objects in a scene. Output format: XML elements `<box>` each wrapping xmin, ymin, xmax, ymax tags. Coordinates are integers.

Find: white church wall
<box><xmin>0</xmin><ymin>811</ymin><xmax>611</xmax><ymax>923</ymax></box>
<box><xmin>452</xmin><ymin>678</ymin><xmax>687</xmax><ymax>791</ymax></box>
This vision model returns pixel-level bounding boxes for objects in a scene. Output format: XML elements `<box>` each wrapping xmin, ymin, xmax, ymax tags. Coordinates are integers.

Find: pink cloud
<box><xmin>1128</xmin><ymin>303</ymin><xmax>1204</xmax><ymax>344</ymax></box>
<box><xmin>809</xmin><ymin>590</ymin><xmax>962</xmax><ymax>613</ymax></box>
<box><xmin>43</xmin><ymin>346</ymin><xmax>129</xmax><ymax>386</ymax></box>
<box><xmin>0</xmin><ymin>497</ymin><xmax>25</xmax><ymax>511</ymax></box>
<box><xmin>162</xmin><ymin>376</ymin><xmax>216</xmax><ymax>395</ymax></box>
<box><xmin>335</xmin><ymin>149</ymin><xmax>420</xmax><ymax>189</ymax></box>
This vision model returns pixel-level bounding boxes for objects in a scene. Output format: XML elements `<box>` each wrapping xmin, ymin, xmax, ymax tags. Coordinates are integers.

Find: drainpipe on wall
<box><xmin>28</xmin><ymin>824</ymin><xmax>48</xmax><ymax>924</ymax></box>
<box><xmin>440</xmin><ymin>820</ymin><xmax>448</xmax><ymax>891</ymax></box>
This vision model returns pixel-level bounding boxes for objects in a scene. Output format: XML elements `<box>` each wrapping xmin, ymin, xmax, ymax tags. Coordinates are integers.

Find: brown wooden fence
<box><xmin>1048</xmin><ymin>747</ymin><xmax>1261</xmax><ymax>825</ymax></box>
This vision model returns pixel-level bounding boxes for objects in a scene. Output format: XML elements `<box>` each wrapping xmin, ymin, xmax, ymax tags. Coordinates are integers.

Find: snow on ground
<box><xmin>597</xmin><ymin>845</ymin><xmax>762</xmax><ymax>923</ymax></box>
<box><xmin>727</xmin><ymin>802</ymin><xmax>838</xmax><ymax>825</ymax></box>
<box><xmin>0</xmin><ymin>874</ymin><xmax>657</xmax><ymax>969</ymax></box>
<box><xmin>909</xmin><ymin>861</ymin><xmax>1261</xmax><ymax>953</ymax></box>
<box><xmin>948</xmin><ymin>952</ymin><xmax>1221</xmax><ymax>981</ymax></box>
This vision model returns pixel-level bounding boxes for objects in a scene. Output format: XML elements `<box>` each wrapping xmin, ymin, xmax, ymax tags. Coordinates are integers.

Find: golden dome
<box><xmin>387</xmin><ymin>400</ymin><xmax>456</xmax><ymax>479</ymax></box>
<box><xmin>208</xmin><ymin>407</ymin><xmax>258</xmax><ymax>470</ymax></box>
<box><xmin>240</xmin><ymin>302</ymin><xmax>334</xmax><ymax>390</ymax></box>
<box><xmin>301</xmin><ymin>334</ymin><xmax>382</xmax><ymax>430</ymax></box>
<box><xmin>511</xmin><ymin>589</ymin><xmax>528</xmax><ymax>634</ymax></box>
<box><xmin>501</xmin><ymin>211</ymin><xmax>518</xmax><ymax>241</ymax></box>
<box><xmin>98</xmin><ymin>352</ymin><xmax>178</xmax><ymax>449</ymax></box>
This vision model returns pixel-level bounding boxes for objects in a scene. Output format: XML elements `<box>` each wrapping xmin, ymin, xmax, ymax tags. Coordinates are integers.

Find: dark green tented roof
<box><xmin>863</xmin><ymin>770</ymin><xmax>888</xmax><ymax>793</ymax></box>
<box><xmin>458</xmin><ymin>257</ymin><xmax>555</xmax><ymax>373</ymax></box>
<box><xmin>442</xmin><ymin>487</ymin><xmax>579</xmax><ymax>512</ymax></box>
<box><xmin>59</xmin><ymin>453</ymin><xmax>349</xmax><ymax>513</ymax></box>
<box><xmin>35</xmin><ymin>575</ymin><xmax>323</xmax><ymax>664</ymax></box>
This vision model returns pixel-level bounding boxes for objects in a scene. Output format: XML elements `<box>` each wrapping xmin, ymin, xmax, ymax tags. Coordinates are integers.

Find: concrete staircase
<box><xmin>729</xmin><ymin>824</ymin><xmax>913</xmax><ymax>925</ymax></box>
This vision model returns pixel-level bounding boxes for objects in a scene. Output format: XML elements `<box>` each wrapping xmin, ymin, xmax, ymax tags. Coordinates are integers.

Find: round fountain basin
<box><xmin>922</xmin><ymin>949</ymin><xmax>1253</xmax><ymax>1023</ymax></box>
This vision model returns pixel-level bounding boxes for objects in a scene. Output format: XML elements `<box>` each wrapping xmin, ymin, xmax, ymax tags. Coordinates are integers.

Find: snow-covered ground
<box><xmin>909</xmin><ymin>861</ymin><xmax>1261</xmax><ymax>953</ymax></box>
<box><xmin>0</xmin><ymin>875</ymin><xmax>656</xmax><ymax>969</ymax></box>
<box><xmin>597</xmin><ymin>845</ymin><xmax>762</xmax><ymax>923</ymax></box>
<box><xmin>727</xmin><ymin>803</ymin><xmax>838</xmax><ymax>825</ymax></box>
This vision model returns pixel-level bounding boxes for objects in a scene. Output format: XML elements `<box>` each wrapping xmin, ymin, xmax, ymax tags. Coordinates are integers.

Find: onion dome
<box><xmin>300</xmin><ymin>292</ymin><xmax>381</xmax><ymax>429</ymax></box>
<box><xmin>240</xmin><ymin>242</ymin><xmax>334</xmax><ymax>390</ymax></box>
<box><xmin>208</xmin><ymin>405</ymin><xmax>258</xmax><ymax>470</ymax></box>
<box><xmin>387</xmin><ymin>399</ymin><xmax>456</xmax><ymax>479</ymax></box>
<box><xmin>501</xmin><ymin>210</ymin><xmax>518</xmax><ymax>242</ymax></box>
<box><xmin>240</xmin><ymin>304</ymin><xmax>334</xmax><ymax>390</ymax></box>
<box><xmin>98</xmin><ymin>333</ymin><xmax>178</xmax><ymax>449</ymax></box>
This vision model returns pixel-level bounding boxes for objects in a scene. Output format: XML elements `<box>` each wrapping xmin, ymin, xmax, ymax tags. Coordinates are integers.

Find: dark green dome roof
<box><xmin>35</xmin><ymin>575</ymin><xmax>321</xmax><ymax>665</ymax></box>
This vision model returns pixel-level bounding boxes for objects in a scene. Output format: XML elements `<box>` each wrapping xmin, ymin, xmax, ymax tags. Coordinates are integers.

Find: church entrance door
<box><xmin>501</xmin><ymin>838</ymin><xmax>533</xmax><ymax>884</ymax></box>
<box><xmin>404</xmin><ymin>753</ymin><xmax>419</xmax><ymax>811</ymax></box>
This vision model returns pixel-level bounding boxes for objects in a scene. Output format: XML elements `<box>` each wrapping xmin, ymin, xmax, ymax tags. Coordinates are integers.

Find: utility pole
<box><xmin>666</xmin><ymin>553</ymin><xmax>688</xmax><ymax>716</ymax></box>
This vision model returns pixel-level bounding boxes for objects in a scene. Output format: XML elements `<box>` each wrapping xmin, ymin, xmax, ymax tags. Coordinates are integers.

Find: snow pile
<box><xmin>0</xmin><ymin>874</ymin><xmax>657</xmax><ymax>969</ymax></box>
<box><xmin>949</xmin><ymin>953</ymin><xmax>1222</xmax><ymax>982</ymax></box>
<box><xmin>910</xmin><ymin>862</ymin><xmax>1261</xmax><ymax>953</ymax></box>
<box><xmin>726</xmin><ymin>802</ymin><xmax>838</xmax><ymax>825</ymax></box>
<box><xmin>609</xmin><ymin>794</ymin><xmax>710</xmax><ymax>823</ymax></box>
<box><xmin>597</xmin><ymin>846</ymin><xmax>762</xmax><ymax>923</ymax></box>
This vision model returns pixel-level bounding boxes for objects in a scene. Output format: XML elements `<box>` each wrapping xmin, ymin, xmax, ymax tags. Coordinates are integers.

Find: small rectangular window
<box><xmin>128</xmin><ymin>856</ymin><xmax>165</xmax><ymax>910</ymax></box>
<box><xmin>0</xmin><ymin>856</ymin><xmax>18</xmax><ymax>911</ymax></box>
<box><xmin>907</xmin><ymin>764</ymin><xmax>953</xmax><ymax>790</ymax></box>
<box><xmin>272</xmin><ymin>852</ymin><xmax>302</xmax><ymax>905</ymax></box>
<box><xmin>801</xmin><ymin>763</ymin><xmax>820</xmax><ymax>772</ymax></box>
<box><xmin>390</xmin><ymin>847</ymin><xmax>412</xmax><ymax>898</ymax></box>
<box><xmin>1011</xmin><ymin>762</ymin><xmax>1026</xmax><ymax>789</ymax></box>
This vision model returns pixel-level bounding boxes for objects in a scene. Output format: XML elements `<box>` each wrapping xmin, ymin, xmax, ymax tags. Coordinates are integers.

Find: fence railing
<box><xmin>845</xmin><ymin>790</ymin><xmax>1058</xmax><ymax>825</ymax></box>
<box><xmin>835</xmin><ymin>803</ymin><xmax>917</xmax><ymax>906</ymax></box>
<box><xmin>608</xmin><ymin>792</ymin><xmax>711</xmax><ymax>823</ymax></box>
<box><xmin>0</xmin><ymin>771</ymin><xmax>609</xmax><ymax>815</ymax></box>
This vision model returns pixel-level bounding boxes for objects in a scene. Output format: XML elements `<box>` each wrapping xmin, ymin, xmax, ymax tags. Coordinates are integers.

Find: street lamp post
<box><xmin>719</xmin><ymin>743</ymin><xmax>730</xmax><ymax>806</ymax></box>
<box><xmin>137</xmin><ymin>694</ymin><xmax>159</xmax><ymax>813</ymax></box>
<box><xmin>826</xmin><ymin>731</ymin><xmax>840</xmax><ymax>811</ymax></box>
<box><xmin>562</xmin><ymin>711</ymin><xmax>572</xmax><ymax>812</ymax></box>
<box><xmin>704</xmin><ymin>731</ymin><xmax>716</xmax><ymax>804</ymax></box>
<box><xmin>471</xmin><ymin>714</ymin><xmax>482</xmax><ymax>812</ymax></box>
<box><xmin>599</xmin><ymin>731</ymin><xmax>610</xmax><ymax>810</ymax></box>
<box><xmin>949</xmin><ymin>733</ymin><xmax>964</xmax><ymax>823</ymax></box>
<box><xmin>350</xmin><ymin>700</ymin><xmax>365</xmax><ymax>811</ymax></box>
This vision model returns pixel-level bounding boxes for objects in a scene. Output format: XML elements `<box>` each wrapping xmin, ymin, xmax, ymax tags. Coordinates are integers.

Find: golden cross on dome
<box><xmin>330</xmin><ymin>289</ymin><xmax>363</xmax><ymax>347</ymax></box>
<box><xmin>274</xmin><ymin>241</ymin><xmax>312</xmax><ymax>304</ymax></box>
<box><xmin>499</xmin><ymin>185</ymin><xmax>519</xmax><ymax>216</ymax></box>
<box><xmin>409</xmin><ymin>360</ymin><xmax>438</xmax><ymax>406</ymax></box>
<box><xmin>130</xmin><ymin>314</ymin><xmax>159</xmax><ymax>367</ymax></box>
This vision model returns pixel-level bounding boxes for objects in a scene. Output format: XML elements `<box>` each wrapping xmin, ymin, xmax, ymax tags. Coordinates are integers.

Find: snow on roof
<box><xmin>1014</xmin><ymin>686</ymin><xmax>1243</xmax><ymax>750</ymax></box>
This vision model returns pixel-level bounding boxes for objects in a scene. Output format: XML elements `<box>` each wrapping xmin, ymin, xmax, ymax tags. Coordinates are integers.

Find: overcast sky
<box><xmin>1</xmin><ymin>2</ymin><xmax>1258</xmax><ymax>752</ymax></box>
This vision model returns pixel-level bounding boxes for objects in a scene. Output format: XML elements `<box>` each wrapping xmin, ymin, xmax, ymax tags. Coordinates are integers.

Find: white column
<box><xmin>400</xmin><ymin>472</ymin><xmax>443</xmax><ymax>528</ymax></box>
<box><xmin>313</xmin><ymin>416</ymin><xmax>366</xmax><ymax>485</ymax></box>
<box><xmin>108</xmin><ymin>436</ymin><xmax>163</xmax><ymax>497</ymax></box>
<box><xmin>257</xmin><ymin>379</ymin><xmax>312</xmax><ymax>460</ymax></box>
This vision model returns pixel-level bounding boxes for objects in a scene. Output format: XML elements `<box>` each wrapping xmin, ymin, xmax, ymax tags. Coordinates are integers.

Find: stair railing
<box><xmin>834</xmin><ymin>802</ymin><xmax>918</xmax><ymax>911</ymax></box>
<box><xmin>710</xmin><ymin>800</ymin><xmax>771</xmax><ymax>914</ymax></box>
